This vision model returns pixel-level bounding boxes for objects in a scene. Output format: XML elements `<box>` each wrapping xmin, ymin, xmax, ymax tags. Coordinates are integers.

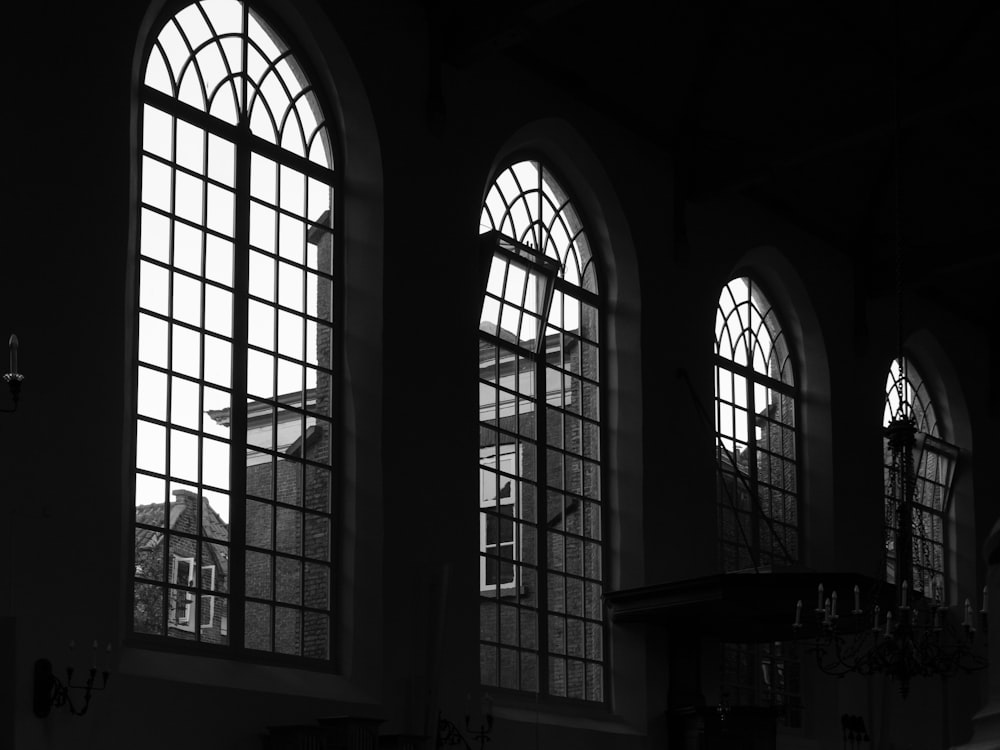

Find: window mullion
<box><xmin>747</xmin><ymin>373</ymin><xmax>761</xmax><ymax>565</ymax></box>
<box><xmin>535</xmin><ymin>348</ymin><xmax>549</xmax><ymax>697</ymax></box>
<box><xmin>229</xmin><ymin>122</ymin><xmax>252</xmax><ymax>651</ymax></box>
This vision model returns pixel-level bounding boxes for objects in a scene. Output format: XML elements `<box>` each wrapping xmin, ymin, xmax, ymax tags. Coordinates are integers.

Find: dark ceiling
<box><xmin>435</xmin><ymin>0</ymin><xmax>998</xmax><ymax>327</ymax></box>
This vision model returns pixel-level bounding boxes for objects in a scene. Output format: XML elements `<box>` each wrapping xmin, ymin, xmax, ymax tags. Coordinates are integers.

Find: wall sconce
<box><xmin>33</xmin><ymin>641</ymin><xmax>111</xmax><ymax>717</ymax></box>
<box><xmin>437</xmin><ymin>694</ymin><xmax>493</xmax><ymax>750</ymax></box>
<box><xmin>3</xmin><ymin>334</ymin><xmax>23</xmax><ymax>413</ymax></box>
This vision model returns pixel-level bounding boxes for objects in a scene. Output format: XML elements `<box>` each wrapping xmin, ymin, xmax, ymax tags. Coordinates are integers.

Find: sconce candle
<box><xmin>9</xmin><ymin>334</ymin><xmax>18</xmax><ymax>375</ymax></box>
<box><xmin>3</xmin><ymin>333</ymin><xmax>24</xmax><ymax>413</ymax></box>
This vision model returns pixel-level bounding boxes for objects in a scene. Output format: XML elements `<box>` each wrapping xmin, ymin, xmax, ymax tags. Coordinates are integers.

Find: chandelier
<box><xmin>792</xmin><ymin>384</ymin><xmax>988</xmax><ymax>697</ymax></box>
<box><xmin>789</xmin><ymin>3</ymin><xmax>989</xmax><ymax>698</ymax></box>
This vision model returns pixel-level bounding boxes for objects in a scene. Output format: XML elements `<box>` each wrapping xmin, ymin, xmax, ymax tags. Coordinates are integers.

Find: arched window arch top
<box><xmin>715</xmin><ymin>277</ymin><xmax>794</xmax><ymax>387</ymax></box>
<box><xmin>480</xmin><ymin>160</ymin><xmax>598</xmax><ymax>294</ymax></box>
<box><xmin>883</xmin><ymin>357</ymin><xmax>938</xmax><ymax>437</ymax></box>
<box><xmin>144</xmin><ymin>0</ymin><xmax>332</xmax><ymax>168</ymax></box>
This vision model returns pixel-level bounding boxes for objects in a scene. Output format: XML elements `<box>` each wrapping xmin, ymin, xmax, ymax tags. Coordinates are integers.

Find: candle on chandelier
<box><xmin>794</xmin><ymin>600</ymin><xmax>802</xmax><ymax>627</ymax></box>
<box><xmin>817</xmin><ymin>583</ymin><xmax>824</xmax><ymax>612</ymax></box>
<box><xmin>853</xmin><ymin>584</ymin><xmax>861</xmax><ymax>613</ymax></box>
<box><xmin>831</xmin><ymin>591</ymin><xmax>838</xmax><ymax>618</ymax></box>
<box><xmin>963</xmin><ymin>598</ymin><xmax>972</xmax><ymax>627</ymax></box>
<box><xmin>901</xmin><ymin>579</ymin><xmax>909</xmax><ymax>608</ymax></box>
<box><xmin>885</xmin><ymin>610</ymin><xmax>893</xmax><ymax>637</ymax></box>
<box><xmin>872</xmin><ymin>604</ymin><xmax>880</xmax><ymax>632</ymax></box>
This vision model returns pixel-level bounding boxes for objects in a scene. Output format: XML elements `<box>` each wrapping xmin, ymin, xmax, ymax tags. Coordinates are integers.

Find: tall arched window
<box><xmin>714</xmin><ymin>276</ymin><xmax>801</xmax><ymax>724</ymax></box>
<box><xmin>131</xmin><ymin>0</ymin><xmax>338</xmax><ymax>662</ymax></box>
<box><xmin>478</xmin><ymin>160</ymin><xmax>605</xmax><ymax>701</ymax></box>
<box><xmin>882</xmin><ymin>357</ymin><xmax>957</xmax><ymax>598</ymax></box>
<box><xmin>714</xmin><ymin>277</ymin><xmax>799</xmax><ymax>571</ymax></box>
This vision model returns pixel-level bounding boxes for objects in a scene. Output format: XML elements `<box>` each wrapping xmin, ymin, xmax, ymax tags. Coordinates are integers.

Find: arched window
<box><xmin>478</xmin><ymin>160</ymin><xmax>604</xmax><ymax>701</ymax></box>
<box><xmin>131</xmin><ymin>0</ymin><xmax>337</xmax><ymax>662</ymax></box>
<box><xmin>882</xmin><ymin>357</ymin><xmax>957</xmax><ymax>598</ymax></box>
<box><xmin>714</xmin><ymin>277</ymin><xmax>799</xmax><ymax>571</ymax></box>
<box><xmin>714</xmin><ymin>276</ymin><xmax>801</xmax><ymax>725</ymax></box>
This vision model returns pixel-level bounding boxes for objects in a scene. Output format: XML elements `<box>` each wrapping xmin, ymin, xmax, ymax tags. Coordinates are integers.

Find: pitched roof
<box><xmin>134</xmin><ymin>491</ymin><xmax>230</xmax><ymax>576</ymax></box>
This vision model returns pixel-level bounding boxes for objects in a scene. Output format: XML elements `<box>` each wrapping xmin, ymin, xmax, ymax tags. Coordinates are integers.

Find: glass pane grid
<box><xmin>479</xmin><ymin>161</ymin><xmax>603</xmax><ymax>701</ymax></box>
<box><xmin>135</xmin><ymin>2</ymin><xmax>336</xmax><ymax>662</ymax></box>
<box><xmin>714</xmin><ymin>278</ymin><xmax>799</xmax><ymax>574</ymax></box>
<box><xmin>244</xmin><ymin>295</ymin><xmax>334</xmax><ymax>327</ymax></box>
<box><xmin>139</xmin><ymin>260</ymin><xmax>238</xmax><ymax>311</ymax></box>
<box><xmin>881</xmin><ymin>357</ymin><xmax>952</xmax><ymax>594</ymax></box>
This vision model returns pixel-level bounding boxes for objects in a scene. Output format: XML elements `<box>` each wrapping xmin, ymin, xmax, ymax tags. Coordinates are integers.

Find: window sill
<box><xmin>117</xmin><ymin>644</ymin><xmax>378</xmax><ymax>704</ymax></box>
<box><xmin>490</xmin><ymin>698</ymin><xmax>642</xmax><ymax>736</ymax></box>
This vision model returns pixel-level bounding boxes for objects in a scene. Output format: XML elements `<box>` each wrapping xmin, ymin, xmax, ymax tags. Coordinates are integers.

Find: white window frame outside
<box><xmin>170</xmin><ymin>555</ymin><xmax>196</xmax><ymax>631</ymax></box>
<box><xmin>200</xmin><ymin>564</ymin><xmax>217</xmax><ymax>628</ymax></box>
<box><xmin>480</xmin><ymin>444</ymin><xmax>519</xmax><ymax>592</ymax></box>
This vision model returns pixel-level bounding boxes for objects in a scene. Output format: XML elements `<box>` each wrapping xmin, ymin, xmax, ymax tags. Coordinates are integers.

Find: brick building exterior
<box><xmin>478</xmin><ymin>310</ymin><xmax>603</xmax><ymax>700</ymax></box>
<box><xmin>133</xmin><ymin>214</ymin><xmax>335</xmax><ymax>658</ymax></box>
<box><xmin>134</xmin><ymin>490</ymin><xmax>230</xmax><ymax>643</ymax></box>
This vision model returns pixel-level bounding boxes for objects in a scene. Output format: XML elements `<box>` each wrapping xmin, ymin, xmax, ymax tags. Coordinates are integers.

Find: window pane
<box><xmin>206</xmin><ymin>235</ymin><xmax>233</xmax><ymax>287</ymax></box>
<box><xmin>245</xmin><ymin>602</ymin><xmax>272</xmax><ymax>651</ymax></box>
<box><xmin>175</xmin><ymin>119</ymin><xmax>204</xmax><ymax>173</ymax></box>
<box><xmin>139</xmin><ymin>262</ymin><xmax>169</xmax><ymax>315</ymax></box>
<box><xmin>208</xmin><ymin>133</ymin><xmax>235</xmax><ymax>186</ymax></box>
<box><xmin>175</xmin><ymin>172</ymin><xmax>203</xmax><ymax>223</ymax></box>
<box><xmin>142</xmin><ymin>157</ymin><xmax>172</xmax><ymax>210</ymax></box>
